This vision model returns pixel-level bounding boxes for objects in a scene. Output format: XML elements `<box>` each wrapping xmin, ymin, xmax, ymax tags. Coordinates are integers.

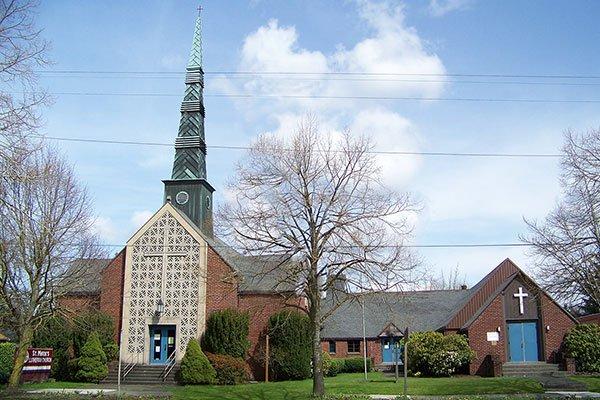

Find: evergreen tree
<box><xmin>202</xmin><ymin>309</ymin><xmax>250</xmax><ymax>358</ymax></box>
<box><xmin>179</xmin><ymin>339</ymin><xmax>216</xmax><ymax>385</ymax></box>
<box><xmin>74</xmin><ymin>332</ymin><xmax>108</xmax><ymax>383</ymax></box>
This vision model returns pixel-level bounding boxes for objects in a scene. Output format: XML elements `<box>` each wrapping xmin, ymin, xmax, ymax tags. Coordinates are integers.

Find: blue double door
<box><xmin>381</xmin><ymin>337</ymin><xmax>402</xmax><ymax>363</ymax></box>
<box><xmin>150</xmin><ymin>325</ymin><xmax>176</xmax><ymax>364</ymax></box>
<box><xmin>507</xmin><ymin>322</ymin><xmax>539</xmax><ymax>362</ymax></box>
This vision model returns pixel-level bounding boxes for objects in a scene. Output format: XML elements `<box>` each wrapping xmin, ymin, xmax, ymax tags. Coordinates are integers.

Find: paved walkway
<box><xmin>23</xmin><ymin>384</ymin><xmax>171</xmax><ymax>398</ymax></box>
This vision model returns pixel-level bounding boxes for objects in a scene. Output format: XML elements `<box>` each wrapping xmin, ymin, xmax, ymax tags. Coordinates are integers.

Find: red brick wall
<box><xmin>58</xmin><ymin>294</ymin><xmax>100</xmax><ymax>314</ymax></box>
<box><xmin>100</xmin><ymin>249</ymin><xmax>126</xmax><ymax>342</ymax></box>
<box><xmin>205</xmin><ymin>247</ymin><xmax>239</xmax><ymax>315</ymax></box>
<box><xmin>578</xmin><ymin>313</ymin><xmax>600</xmax><ymax>325</ymax></box>
<box><xmin>540</xmin><ymin>293</ymin><xmax>576</xmax><ymax>363</ymax></box>
<box><xmin>320</xmin><ymin>338</ymin><xmax>382</xmax><ymax>364</ymax></box>
<box><xmin>238</xmin><ymin>292</ymin><xmax>303</xmax><ymax>380</ymax></box>
<box><xmin>466</xmin><ymin>294</ymin><xmax>506</xmax><ymax>375</ymax></box>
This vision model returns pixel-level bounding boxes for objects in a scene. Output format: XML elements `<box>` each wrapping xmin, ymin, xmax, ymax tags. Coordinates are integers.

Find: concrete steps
<box><xmin>502</xmin><ymin>362</ymin><xmax>560</xmax><ymax>377</ymax></box>
<box><xmin>103</xmin><ymin>363</ymin><xmax>179</xmax><ymax>385</ymax></box>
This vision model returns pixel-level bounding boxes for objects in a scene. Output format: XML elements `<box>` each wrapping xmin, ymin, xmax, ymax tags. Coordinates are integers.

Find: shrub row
<box><xmin>0</xmin><ymin>342</ymin><xmax>16</xmax><ymax>384</ymax></box>
<box><xmin>322</xmin><ymin>353</ymin><xmax>372</xmax><ymax>377</ymax></box>
<box><xmin>564</xmin><ymin>323</ymin><xmax>600</xmax><ymax>373</ymax></box>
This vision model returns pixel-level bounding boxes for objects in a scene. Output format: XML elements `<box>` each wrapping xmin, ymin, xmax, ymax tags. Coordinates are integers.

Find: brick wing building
<box><xmin>322</xmin><ymin>258</ymin><xmax>577</xmax><ymax>376</ymax></box>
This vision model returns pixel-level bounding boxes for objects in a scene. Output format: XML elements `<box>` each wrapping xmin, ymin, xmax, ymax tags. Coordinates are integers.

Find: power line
<box><xmin>22</xmin><ymin>91</ymin><xmax>600</xmax><ymax>104</ymax></box>
<box><xmin>35</xmin><ymin>69</ymin><xmax>600</xmax><ymax>79</ymax></box>
<box><xmin>95</xmin><ymin>242</ymin><xmax>532</xmax><ymax>249</ymax></box>
<box><xmin>33</xmin><ymin>134</ymin><xmax>562</xmax><ymax>158</ymax></box>
<box><xmin>36</xmin><ymin>74</ymin><xmax>600</xmax><ymax>87</ymax></box>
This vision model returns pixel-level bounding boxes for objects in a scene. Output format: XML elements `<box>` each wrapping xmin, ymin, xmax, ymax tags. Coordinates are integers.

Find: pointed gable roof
<box><xmin>441</xmin><ymin>258</ymin><xmax>577</xmax><ymax>330</ymax></box>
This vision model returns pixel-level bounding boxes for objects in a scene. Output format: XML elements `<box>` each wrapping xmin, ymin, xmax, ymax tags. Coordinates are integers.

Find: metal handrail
<box><xmin>122</xmin><ymin>353</ymin><xmax>139</xmax><ymax>379</ymax></box>
<box><xmin>162</xmin><ymin>351</ymin><xmax>177</xmax><ymax>381</ymax></box>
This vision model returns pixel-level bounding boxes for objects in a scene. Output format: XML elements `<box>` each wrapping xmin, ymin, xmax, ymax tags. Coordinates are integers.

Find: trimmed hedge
<box><xmin>178</xmin><ymin>339</ymin><xmax>216</xmax><ymax>385</ymax></box>
<box><xmin>564</xmin><ymin>323</ymin><xmax>600</xmax><ymax>372</ymax></box>
<box><xmin>0</xmin><ymin>342</ymin><xmax>15</xmax><ymax>384</ymax></box>
<box><xmin>202</xmin><ymin>309</ymin><xmax>250</xmax><ymax>359</ymax></box>
<box><xmin>268</xmin><ymin>311</ymin><xmax>312</xmax><ymax>381</ymax></box>
<box><xmin>74</xmin><ymin>332</ymin><xmax>108</xmax><ymax>383</ymax></box>
<box><xmin>407</xmin><ymin>331</ymin><xmax>474</xmax><ymax>377</ymax></box>
<box><xmin>205</xmin><ymin>352</ymin><xmax>251</xmax><ymax>385</ymax></box>
<box><xmin>341</xmin><ymin>356</ymin><xmax>372</xmax><ymax>373</ymax></box>
<box><xmin>322</xmin><ymin>352</ymin><xmax>344</xmax><ymax>377</ymax></box>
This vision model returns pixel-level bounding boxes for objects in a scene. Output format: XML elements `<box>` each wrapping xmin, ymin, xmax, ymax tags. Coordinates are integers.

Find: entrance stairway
<box><xmin>103</xmin><ymin>362</ymin><xmax>179</xmax><ymax>385</ymax></box>
<box><xmin>502</xmin><ymin>362</ymin><xmax>560</xmax><ymax>377</ymax></box>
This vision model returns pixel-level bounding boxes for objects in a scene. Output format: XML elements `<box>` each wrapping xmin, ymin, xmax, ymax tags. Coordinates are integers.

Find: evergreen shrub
<box><xmin>74</xmin><ymin>332</ymin><xmax>108</xmax><ymax>383</ymax></box>
<box><xmin>268</xmin><ymin>310</ymin><xmax>312</xmax><ymax>381</ymax></box>
<box><xmin>178</xmin><ymin>339</ymin><xmax>216</xmax><ymax>385</ymax></box>
<box><xmin>407</xmin><ymin>331</ymin><xmax>474</xmax><ymax>376</ymax></box>
<box><xmin>564</xmin><ymin>323</ymin><xmax>600</xmax><ymax>372</ymax></box>
<box><xmin>72</xmin><ymin>311</ymin><xmax>115</xmax><ymax>356</ymax></box>
<box><xmin>103</xmin><ymin>343</ymin><xmax>119</xmax><ymax>362</ymax></box>
<box><xmin>205</xmin><ymin>352</ymin><xmax>251</xmax><ymax>385</ymax></box>
<box><xmin>341</xmin><ymin>357</ymin><xmax>372</xmax><ymax>373</ymax></box>
<box><xmin>34</xmin><ymin>316</ymin><xmax>73</xmax><ymax>380</ymax></box>
<box><xmin>0</xmin><ymin>342</ymin><xmax>15</xmax><ymax>383</ymax></box>
<box><xmin>322</xmin><ymin>351</ymin><xmax>344</xmax><ymax>377</ymax></box>
<box><xmin>202</xmin><ymin>309</ymin><xmax>250</xmax><ymax>358</ymax></box>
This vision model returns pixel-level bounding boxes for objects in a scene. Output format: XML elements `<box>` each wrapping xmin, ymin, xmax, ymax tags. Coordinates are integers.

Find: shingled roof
<box><xmin>321</xmin><ymin>289</ymin><xmax>473</xmax><ymax>339</ymax></box>
<box><xmin>64</xmin><ymin>258</ymin><xmax>111</xmax><ymax>295</ymax></box>
<box><xmin>171</xmin><ymin>206</ymin><xmax>299</xmax><ymax>294</ymax></box>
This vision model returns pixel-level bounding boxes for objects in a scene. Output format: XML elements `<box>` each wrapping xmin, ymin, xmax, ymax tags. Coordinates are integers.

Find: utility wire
<box><xmin>35</xmin><ymin>69</ymin><xmax>600</xmax><ymax>79</ymax></box>
<box><xmin>36</xmin><ymin>74</ymin><xmax>600</xmax><ymax>87</ymax></box>
<box><xmin>32</xmin><ymin>134</ymin><xmax>562</xmax><ymax>158</ymax></box>
<box><xmin>94</xmin><ymin>242</ymin><xmax>532</xmax><ymax>249</ymax></box>
<box><xmin>20</xmin><ymin>91</ymin><xmax>600</xmax><ymax>104</ymax></box>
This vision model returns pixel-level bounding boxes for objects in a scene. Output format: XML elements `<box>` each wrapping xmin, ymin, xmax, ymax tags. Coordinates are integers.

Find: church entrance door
<box><xmin>507</xmin><ymin>321</ymin><xmax>539</xmax><ymax>362</ymax></box>
<box><xmin>381</xmin><ymin>337</ymin><xmax>402</xmax><ymax>364</ymax></box>
<box><xmin>149</xmin><ymin>325</ymin><xmax>176</xmax><ymax>364</ymax></box>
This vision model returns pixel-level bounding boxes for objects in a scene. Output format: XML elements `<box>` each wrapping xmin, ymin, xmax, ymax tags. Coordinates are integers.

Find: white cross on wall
<box><xmin>144</xmin><ymin>230</ymin><xmax>188</xmax><ymax>303</ymax></box>
<box><xmin>513</xmin><ymin>286</ymin><xmax>529</xmax><ymax>315</ymax></box>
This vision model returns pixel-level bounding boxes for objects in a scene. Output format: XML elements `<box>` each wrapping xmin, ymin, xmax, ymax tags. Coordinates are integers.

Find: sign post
<box><xmin>265</xmin><ymin>334</ymin><xmax>269</xmax><ymax>383</ymax></box>
<box><xmin>403</xmin><ymin>327</ymin><xmax>409</xmax><ymax>396</ymax></box>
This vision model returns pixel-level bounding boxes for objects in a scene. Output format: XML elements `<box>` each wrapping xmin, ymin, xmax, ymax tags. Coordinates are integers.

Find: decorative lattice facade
<box><xmin>121</xmin><ymin>205</ymin><xmax>207</xmax><ymax>362</ymax></box>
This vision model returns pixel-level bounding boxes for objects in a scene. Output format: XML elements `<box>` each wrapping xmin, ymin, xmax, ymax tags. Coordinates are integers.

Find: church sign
<box><xmin>21</xmin><ymin>348</ymin><xmax>53</xmax><ymax>382</ymax></box>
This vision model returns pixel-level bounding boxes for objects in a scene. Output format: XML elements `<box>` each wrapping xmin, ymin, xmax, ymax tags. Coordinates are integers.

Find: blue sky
<box><xmin>36</xmin><ymin>0</ymin><xmax>600</xmax><ymax>284</ymax></box>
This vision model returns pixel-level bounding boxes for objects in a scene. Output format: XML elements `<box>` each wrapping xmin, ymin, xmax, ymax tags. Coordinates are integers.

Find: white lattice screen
<box><xmin>125</xmin><ymin>211</ymin><xmax>204</xmax><ymax>357</ymax></box>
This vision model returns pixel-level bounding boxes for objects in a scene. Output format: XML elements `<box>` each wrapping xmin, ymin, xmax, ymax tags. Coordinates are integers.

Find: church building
<box><xmin>60</xmin><ymin>14</ymin><xmax>578</xmax><ymax>380</ymax></box>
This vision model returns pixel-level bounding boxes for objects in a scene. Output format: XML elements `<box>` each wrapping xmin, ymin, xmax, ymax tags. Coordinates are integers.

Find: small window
<box><xmin>328</xmin><ymin>340</ymin><xmax>336</xmax><ymax>354</ymax></box>
<box><xmin>347</xmin><ymin>340</ymin><xmax>360</xmax><ymax>353</ymax></box>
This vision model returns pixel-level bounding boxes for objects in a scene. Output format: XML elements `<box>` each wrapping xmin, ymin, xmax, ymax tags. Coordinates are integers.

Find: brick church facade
<box><xmin>322</xmin><ymin>258</ymin><xmax>577</xmax><ymax>375</ymax></box>
<box><xmin>60</xmin><ymin>14</ymin><xmax>578</xmax><ymax>379</ymax></box>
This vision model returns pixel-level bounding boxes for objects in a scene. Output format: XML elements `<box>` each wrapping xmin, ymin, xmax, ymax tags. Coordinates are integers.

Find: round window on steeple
<box><xmin>176</xmin><ymin>191</ymin><xmax>189</xmax><ymax>205</ymax></box>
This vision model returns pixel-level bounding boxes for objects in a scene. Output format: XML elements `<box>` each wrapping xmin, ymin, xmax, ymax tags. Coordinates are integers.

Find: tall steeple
<box><xmin>163</xmin><ymin>9</ymin><xmax>214</xmax><ymax>236</ymax></box>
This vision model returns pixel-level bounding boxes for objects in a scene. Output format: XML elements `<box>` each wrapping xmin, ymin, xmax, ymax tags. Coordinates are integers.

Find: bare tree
<box><xmin>426</xmin><ymin>264</ymin><xmax>467</xmax><ymax>290</ymax></box>
<box><xmin>522</xmin><ymin>129</ymin><xmax>600</xmax><ymax>313</ymax></box>
<box><xmin>0</xmin><ymin>143</ymin><xmax>103</xmax><ymax>388</ymax></box>
<box><xmin>0</xmin><ymin>0</ymin><xmax>50</xmax><ymax>155</ymax></box>
<box><xmin>219</xmin><ymin>116</ymin><xmax>420</xmax><ymax>396</ymax></box>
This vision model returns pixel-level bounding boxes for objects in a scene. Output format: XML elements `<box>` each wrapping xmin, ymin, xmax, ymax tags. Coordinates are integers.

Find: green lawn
<box><xmin>571</xmin><ymin>376</ymin><xmax>600</xmax><ymax>392</ymax></box>
<box><xmin>170</xmin><ymin>372</ymin><xmax>544</xmax><ymax>400</ymax></box>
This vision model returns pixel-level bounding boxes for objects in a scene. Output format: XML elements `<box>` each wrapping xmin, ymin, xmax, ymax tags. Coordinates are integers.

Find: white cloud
<box><xmin>428</xmin><ymin>0</ymin><xmax>472</xmax><ymax>17</ymax></box>
<box><xmin>351</xmin><ymin>108</ymin><xmax>422</xmax><ymax>186</ymax></box>
<box><xmin>130</xmin><ymin>210</ymin><xmax>154</xmax><ymax>230</ymax></box>
<box><xmin>214</xmin><ymin>0</ymin><xmax>446</xmax><ymax>114</ymax></box>
<box><xmin>93</xmin><ymin>216</ymin><xmax>118</xmax><ymax>242</ymax></box>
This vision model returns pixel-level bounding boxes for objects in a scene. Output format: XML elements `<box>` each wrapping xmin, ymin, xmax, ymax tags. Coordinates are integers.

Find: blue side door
<box><xmin>507</xmin><ymin>322</ymin><xmax>539</xmax><ymax>362</ymax></box>
<box><xmin>381</xmin><ymin>338</ymin><xmax>403</xmax><ymax>364</ymax></box>
<box><xmin>522</xmin><ymin>322</ymin><xmax>539</xmax><ymax>361</ymax></box>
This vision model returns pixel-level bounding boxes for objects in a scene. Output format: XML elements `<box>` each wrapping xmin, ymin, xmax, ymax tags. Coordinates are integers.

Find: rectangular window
<box><xmin>328</xmin><ymin>340</ymin><xmax>336</xmax><ymax>354</ymax></box>
<box><xmin>347</xmin><ymin>340</ymin><xmax>360</xmax><ymax>353</ymax></box>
